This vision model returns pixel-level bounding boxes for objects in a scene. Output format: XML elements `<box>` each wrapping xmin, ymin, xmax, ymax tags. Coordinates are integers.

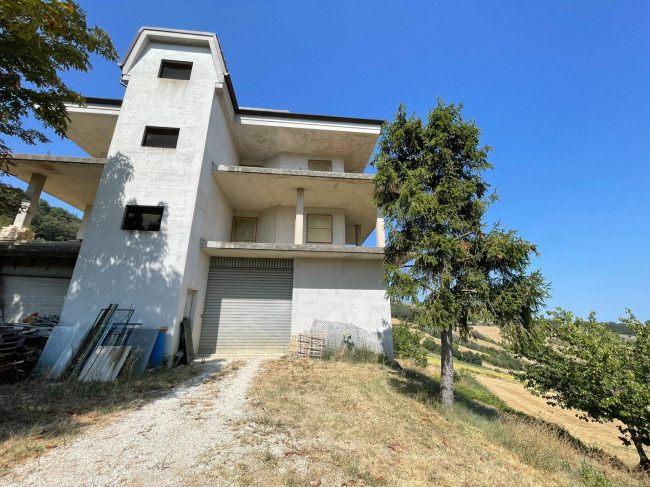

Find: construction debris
<box><xmin>67</xmin><ymin>304</ymin><xmax>140</xmax><ymax>382</ymax></box>
<box><xmin>0</xmin><ymin>316</ymin><xmax>59</xmax><ymax>381</ymax></box>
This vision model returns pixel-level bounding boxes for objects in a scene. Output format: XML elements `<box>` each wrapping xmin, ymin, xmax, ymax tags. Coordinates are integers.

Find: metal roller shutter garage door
<box><xmin>199</xmin><ymin>258</ymin><xmax>293</xmax><ymax>354</ymax></box>
<box><xmin>0</xmin><ymin>276</ymin><xmax>71</xmax><ymax>323</ymax></box>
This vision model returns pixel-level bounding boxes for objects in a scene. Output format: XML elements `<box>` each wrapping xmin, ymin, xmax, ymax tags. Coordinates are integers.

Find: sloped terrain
<box><xmin>195</xmin><ymin>359</ymin><xmax>646</xmax><ymax>486</ymax></box>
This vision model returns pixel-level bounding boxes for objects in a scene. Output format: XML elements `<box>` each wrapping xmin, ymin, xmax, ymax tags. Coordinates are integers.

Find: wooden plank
<box><xmin>108</xmin><ymin>347</ymin><xmax>132</xmax><ymax>381</ymax></box>
<box><xmin>78</xmin><ymin>346</ymin><xmax>131</xmax><ymax>382</ymax></box>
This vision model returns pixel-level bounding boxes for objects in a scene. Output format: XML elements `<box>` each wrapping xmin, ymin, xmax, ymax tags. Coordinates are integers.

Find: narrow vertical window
<box><xmin>158</xmin><ymin>60</ymin><xmax>193</xmax><ymax>80</ymax></box>
<box><xmin>307</xmin><ymin>214</ymin><xmax>332</xmax><ymax>243</ymax></box>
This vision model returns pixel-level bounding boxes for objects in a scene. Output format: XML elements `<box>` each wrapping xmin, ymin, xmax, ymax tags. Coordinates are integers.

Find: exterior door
<box><xmin>199</xmin><ymin>258</ymin><xmax>293</xmax><ymax>354</ymax></box>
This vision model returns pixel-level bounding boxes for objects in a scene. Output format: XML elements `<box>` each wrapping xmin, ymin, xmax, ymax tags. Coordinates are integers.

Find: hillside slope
<box><xmin>196</xmin><ymin>359</ymin><xmax>647</xmax><ymax>487</ymax></box>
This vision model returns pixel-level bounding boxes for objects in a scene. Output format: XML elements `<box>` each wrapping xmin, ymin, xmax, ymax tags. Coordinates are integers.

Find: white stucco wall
<box><xmin>291</xmin><ymin>258</ymin><xmax>393</xmax><ymax>357</ymax></box>
<box><xmin>181</xmin><ymin>91</ymin><xmax>239</xmax><ymax>354</ymax></box>
<box><xmin>43</xmin><ymin>42</ymin><xmax>225</xmax><ymax>370</ymax></box>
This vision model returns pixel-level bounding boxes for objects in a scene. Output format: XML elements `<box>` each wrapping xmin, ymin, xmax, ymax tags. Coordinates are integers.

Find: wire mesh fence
<box><xmin>309</xmin><ymin>319</ymin><xmax>385</xmax><ymax>355</ymax></box>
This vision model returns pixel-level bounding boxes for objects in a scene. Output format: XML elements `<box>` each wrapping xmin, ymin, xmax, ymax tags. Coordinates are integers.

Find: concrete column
<box><xmin>294</xmin><ymin>187</ymin><xmax>304</xmax><ymax>244</ymax></box>
<box><xmin>376</xmin><ymin>208</ymin><xmax>386</xmax><ymax>248</ymax></box>
<box><xmin>355</xmin><ymin>224</ymin><xmax>362</xmax><ymax>246</ymax></box>
<box><xmin>14</xmin><ymin>173</ymin><xmax>46</xmax><ymax>228</ymax></box>
<box><xmin>76</xmin><ymin>205</ymin><xmax>93</xmax><ymax>240</ymax></box>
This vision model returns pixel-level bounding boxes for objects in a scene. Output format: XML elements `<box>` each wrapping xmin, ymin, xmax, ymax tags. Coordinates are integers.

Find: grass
<box><xmin>0</xmin><ymin>362</ymin><xmax>211</xmax><ymax>473</ymax></box>
<box><xmin>200</xmin><ymin>359</ymin><xmax>649</xmax><ymax>487</ymax></box>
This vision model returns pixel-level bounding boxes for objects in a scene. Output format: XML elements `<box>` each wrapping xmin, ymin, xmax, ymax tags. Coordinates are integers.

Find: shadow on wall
<box><xmin>62</xmin><ymin>151</ymin><xmax>182</xmax><ymax>329</ymax></box>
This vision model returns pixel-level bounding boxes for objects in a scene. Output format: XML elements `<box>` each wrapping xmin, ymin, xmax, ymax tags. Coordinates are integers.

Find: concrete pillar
<box><xmin>76</xmin><ymin>205</ymin><xmax>93</xmax><ymax>240</ymax></box>
<box><xmin>294</xmin><ymin>187</ymin><xmax>304</xmax><ymax>244</ymax></box>
<box><xmin>376</xmin><ymin>208</ymin><xmax>386</xmax><ymax>248</ymax></box>
<box><xmin>14</xmin><ymin>173</ymin><xmax>46</xmax><ymax>228</ymax></box>
<box><xmin>355</xmin><ymin>224</ymin><xmax>362</xmax><ymax>246</ymax></box>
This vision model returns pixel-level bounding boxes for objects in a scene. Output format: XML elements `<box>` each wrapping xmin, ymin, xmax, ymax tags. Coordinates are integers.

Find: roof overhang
<box><xmin>200</xmin><ymin>241</ymin><xmax>384</xmax><ymax>260</ymax></box>
<box><xmin>119</xmin><ymin>27</ymin><xmax>228</xmax><ymax>84</ymax></box>
<box><xmin>0</xmin><ymin>241</ymin><xmax>81</xmax><ymax>258</ymax></box>
<box><xmin>231</xmin><ymin>112</ymin><xmax>380</xmax><ymax>171</ymax></box>
<box><xmin>65</xmin><ymin>98</ymin><xmax>120</xmax><ymax>158</ymax></box>
<box><xmin>7</xmin><ymin>154</ymin><xmax>105</xmax><ymax>210</ymax></box>
<box><xmin>212</xmin><ymin>165</ymin><xmax>377</xmax><ymax>241</ymax></box>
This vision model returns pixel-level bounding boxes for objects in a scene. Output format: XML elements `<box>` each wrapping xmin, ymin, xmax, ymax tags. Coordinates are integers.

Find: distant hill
<box><xmin>605</xmin><ymin>321</ymin><xmax>636</xmax><ymax>336</ymax></box>
<box><xmin>0</xmin><ymin>183</ymin><xmax>80</xmax><ymax>241</ymax></box>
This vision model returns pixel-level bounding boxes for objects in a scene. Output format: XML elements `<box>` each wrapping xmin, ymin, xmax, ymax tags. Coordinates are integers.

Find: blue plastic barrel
<box><xmin>148</xmin><ymin>331</ymin><xmax>166</xmax><ymax>368</ymax></box>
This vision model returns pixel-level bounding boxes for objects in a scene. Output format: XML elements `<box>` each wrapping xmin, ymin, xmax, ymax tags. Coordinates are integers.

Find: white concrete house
<box><xmin>0</xmin><ymin>27</ymin><xmax>392</xmax><ymax>372</ymax></box>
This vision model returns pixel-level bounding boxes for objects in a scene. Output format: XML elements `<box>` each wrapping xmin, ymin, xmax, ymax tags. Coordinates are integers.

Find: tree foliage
<box><xmin>372</xmin><ymin>100</ymin><xmax>549</xmax><ymax>408</ymax></box>
<box><xmin>0</xmin><ymin>185</ymin><xmax>80</xmax><ymax>240</ymax></box>
<box><xmin>391</xmin><ymin>324</ymin><xmax>428</xmax><ymax>367</ymax></box>
<box><xmin>31</xmin><ymin>198</ymin><xmax>80</xmax><ymax>240</ymax></box>
<box><xmin>519</xmin><ymin>309</ymin><xmax>650</xmax><ymax>470</ymax></box>
<box><xmin>0</xmin><ymin>181</ymin><xmax>25</xmax><ymax>221</ymax></box>
<box><xmin>0</xmin><ymin>0</ymin><xmax>118</xmax><ymax>170</ymax></box>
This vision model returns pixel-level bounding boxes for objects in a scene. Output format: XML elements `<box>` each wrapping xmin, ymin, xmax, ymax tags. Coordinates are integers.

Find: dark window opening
<box><xmin>159</xmin><ymin>60</ymin><xmax>193</xmax><ymax>80</ymax></box>
<box><xmin>142</xmin><ymin>127</ymin><xmax>179</xmax><ymax>148</ymax></box>
<box><xmin>122</xmin><ymin>205</ymin><xmax>164</xmax><ymax>231</ymax></box>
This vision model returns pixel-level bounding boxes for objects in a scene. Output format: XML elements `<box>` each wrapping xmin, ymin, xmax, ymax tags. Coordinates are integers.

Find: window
<box><xmin>307</xmin><ymin>214</ymin><xmax>332</xmax><ymax>243</ymax></box>
<box><xmin>158</xmin><ymin>60</ymin><xmax>193</xmax><ymax>80</ymax></box>
<box><xmin>142</xmin><ymin>127</ymin><xmax>179</xmax><ymax>148</ymax></box>
<box><xmin>308</xmin><ymin>160</ymin><xmax>332</xmax><ymax>172</ymax></box>
<box><xmin>122</xmin><ymin>205</ymin><xmax>164</xmax><ymax>231</ymax></box>
<box><xmin>231</xmin><ymin>217</ymin><xmax>257</xmax><ymax>242</ymax></box>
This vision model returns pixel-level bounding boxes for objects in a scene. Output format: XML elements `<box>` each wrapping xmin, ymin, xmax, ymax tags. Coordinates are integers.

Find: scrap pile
<box><xmin>64</xmin><ymin>303</ymin><xmax>173</xmax><ymax>382</ymax></box>
<box><xmin>67</xmin><ymin>304</ymin><xmax>138</xmax><ymax>381</ymax></box>
<box><xmin>0</xmin><ymin>315</ymin><xmax>59</xmax><ymax>381</ymax></box>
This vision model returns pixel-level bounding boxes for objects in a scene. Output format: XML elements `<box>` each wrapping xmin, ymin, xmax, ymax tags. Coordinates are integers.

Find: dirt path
<box><xmin>1</xmin><ymin>358</ymin><xmax>263</xmax><ymax>487</ymax></box>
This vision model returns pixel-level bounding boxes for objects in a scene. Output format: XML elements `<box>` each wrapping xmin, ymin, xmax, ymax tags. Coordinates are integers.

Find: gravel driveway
<box><xmin>1</xmin><ymin>358</ymin><xmax>263</xmax><ymax>487</ymax></box>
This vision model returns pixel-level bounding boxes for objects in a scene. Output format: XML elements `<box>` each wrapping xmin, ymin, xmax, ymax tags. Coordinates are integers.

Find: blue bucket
<box><xmin>148</xmin><ymin>331</ymin><xmax>166</xmax><ymax>368</ymax></box>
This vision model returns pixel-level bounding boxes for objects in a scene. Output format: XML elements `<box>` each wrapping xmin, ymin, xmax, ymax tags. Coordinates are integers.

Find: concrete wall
<box><xmin>291</xmin><ymin>258</ymin><xmax>393</xmax><ymax>357</ymax></box>
<box><xmin>181</xmin><ymin>92</ymin><xmax>239</xmax><ymax>353</ymax></box>
<box><xmin>255</xmin><ymin>152</ymin><xmax>345</xmax><ymax>173</ymax></box>
<box><xmin>43</xmin><ymin>42</ymin><xmax>224</xmax><ymax>371</ymax></box>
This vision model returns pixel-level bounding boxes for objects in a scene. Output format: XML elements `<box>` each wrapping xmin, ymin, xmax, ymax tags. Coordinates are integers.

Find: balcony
<box><xmin>205</xmin><ymin>165</ymin><xmax>386</xmax><ymax>259</ymax></box>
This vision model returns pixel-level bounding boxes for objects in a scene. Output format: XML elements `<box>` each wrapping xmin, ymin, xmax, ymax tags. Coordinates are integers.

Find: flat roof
<box><xmin>81</xmin><ymin>84</ymin><xmax>384</xmax><ymax>126</ymax></box>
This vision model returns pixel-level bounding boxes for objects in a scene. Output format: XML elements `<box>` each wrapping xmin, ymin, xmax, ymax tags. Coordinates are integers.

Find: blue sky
<box><xmin>4</xmin><ymin>0</ymin><xmax>649</xmax><ymax>321</ymax></box>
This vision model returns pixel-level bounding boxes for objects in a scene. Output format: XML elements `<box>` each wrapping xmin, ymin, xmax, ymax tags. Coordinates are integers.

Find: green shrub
<box><xmin>392</xmin><ymin>324</ymin><xmax>428</xmax><ymax>367</ymax></box>
<box><xmin>422</xmin><ymin>337</ymin><xmax>441</xmax><ymax>353</ymax></box>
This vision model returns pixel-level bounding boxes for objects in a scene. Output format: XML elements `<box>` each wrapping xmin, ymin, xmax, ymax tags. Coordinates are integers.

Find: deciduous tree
<box><xmin>0</xmin><ymin>0</ymin><xmax>117</xmax><ymax>175</ymax></box>
<box><xmin>519</xmin><ymin>309</ymin><xmax>650</xmax><ymax>470</ymax></box>
<box><xmin>372</xmin><ymin>101</ymin><xmax>548</xmax><ymax>408</ymax></box>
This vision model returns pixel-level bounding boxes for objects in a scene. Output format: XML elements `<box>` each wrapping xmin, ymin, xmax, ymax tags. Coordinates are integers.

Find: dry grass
<box><xmin>0</xmin><ymin>362</ymin><xmax>212</xmax><ymax>473</ymax></box>
<box><xmin>475</xmin><ymin>374</ymin><xmax>638</xmax><ymax>467</ymax></box>
<box><xmin>197</xmin><ymin>359</ymin><xmax>647</xmax><ymax>486</ymax></box>
<box><xmin>473</xmin><ymin>325</ymin><xmax>504</xmax><ymax>343</ymax></box>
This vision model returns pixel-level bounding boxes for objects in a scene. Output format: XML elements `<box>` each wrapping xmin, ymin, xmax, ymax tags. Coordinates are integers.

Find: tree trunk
<box><xmin>629</xmin><ymin>428</ymin><xmax>650</xmax><ymax>471</ymax></box>
<box><xmin>440</xmin><ymin>323</ymin><xmax>454</xmax><ymax>409</ymax></box>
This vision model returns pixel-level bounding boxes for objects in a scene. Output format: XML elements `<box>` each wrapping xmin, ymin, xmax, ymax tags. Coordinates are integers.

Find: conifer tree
<box><xmin>373</xmin><ymin>100</ymin><xmax>548</xmax><ymax>408</ymax></box>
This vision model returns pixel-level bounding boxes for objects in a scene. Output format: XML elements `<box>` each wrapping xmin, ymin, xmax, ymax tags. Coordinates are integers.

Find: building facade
<box><xmin>1</xmin><ymin>28</ymin><xmax>392</xmax><ymax>375</ymax></box>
